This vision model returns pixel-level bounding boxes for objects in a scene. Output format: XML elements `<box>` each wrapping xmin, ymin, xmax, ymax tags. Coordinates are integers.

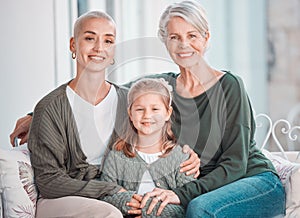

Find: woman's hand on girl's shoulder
<box><xmin>180</xmin><ymin>144</ymin><xmax>200</xmax><ymax>178</ymax></box>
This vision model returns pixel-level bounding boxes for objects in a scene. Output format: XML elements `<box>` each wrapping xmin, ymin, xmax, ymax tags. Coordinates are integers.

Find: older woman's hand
<box><xmin>140</xmin><ymin>188</ymin><xmax>180</xmax><ymax>216</ymax></box>
<box><xmin>9</xmin><ymin>114</ymin><xmax>32</xmax><ymax>146</ymax></box>
<box><xmin>181</xmin><ymin>144</ymin><xmax>200</xmax><ymax>178</ymax></box>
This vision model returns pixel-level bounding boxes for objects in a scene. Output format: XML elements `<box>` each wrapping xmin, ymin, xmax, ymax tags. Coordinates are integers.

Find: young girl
<box><xmin>100</xmin><ymin>78</ymin><xmax>195</xmax><ymax>218</ymax></box>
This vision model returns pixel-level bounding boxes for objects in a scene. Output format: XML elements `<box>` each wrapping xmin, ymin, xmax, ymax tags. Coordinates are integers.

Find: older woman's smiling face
<box><xmin>165</xmin><ymin>16</ymin><xmax>208</xmax><ymax>68</ymax></box>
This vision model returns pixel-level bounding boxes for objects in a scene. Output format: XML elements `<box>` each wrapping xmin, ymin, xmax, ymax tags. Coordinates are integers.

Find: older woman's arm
<box><xmin>10</xmin><ymin>113</ymin><xmax>32</xmax><ymax>146</ymax></box>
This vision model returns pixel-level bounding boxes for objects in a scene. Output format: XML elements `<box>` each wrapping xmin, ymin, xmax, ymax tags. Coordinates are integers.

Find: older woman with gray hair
<box><xmin>127</xmin><ymin>1</ymin><xmax>285</xmax><ymax>217</ymax></box>
<box><xmin>10</xmin><ymin>1</ymin><xmax>285</xmax><ymax>217</ymax></box>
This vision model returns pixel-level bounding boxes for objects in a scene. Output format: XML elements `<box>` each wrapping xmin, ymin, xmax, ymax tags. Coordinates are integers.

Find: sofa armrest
<box><xmin>0</xmin><ymin>190</ymin><xmax>3</xmax><ymax>218</ymax></box>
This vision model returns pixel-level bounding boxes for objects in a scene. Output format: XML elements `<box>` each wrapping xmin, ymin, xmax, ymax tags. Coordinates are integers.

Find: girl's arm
<box><xmin>101</xmin><ymin>191</ymin><xmax>137</xmax><ymax>216</ymax></box>
<box><xmin>128</xmin><ymin>146</ymin><xmax>195</xmax><ymax>217</ymax></box>
<box><xmin>100</xmin><ymin>151</ymin><xmax>137</xmax><ymax>215</ymax></box>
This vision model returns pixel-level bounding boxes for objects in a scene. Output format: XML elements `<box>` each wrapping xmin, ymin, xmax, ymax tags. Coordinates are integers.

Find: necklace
<box><xmin>134</xmin><ymin>140</ymin><xmax>163</xmax><ymax>153</ymax></box>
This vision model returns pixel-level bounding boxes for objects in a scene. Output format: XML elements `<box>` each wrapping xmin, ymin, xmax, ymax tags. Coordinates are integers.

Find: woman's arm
<box><xmin>29</xmin><ymin>94</ymin><xmax>122</xmax><ymax>199</ymax></box>
<box><xmin>10</xmin><ymin>113</ymin><xmax>32</xmax><ymax>146</ymax></box>
<box><xmin>172</xmin><ymin>75</ymin><xmax>255</xmax><ymax>208</ymax></box>
<box><xmin>179</xmin><ymin>144</ymin><xmax>200</xmax><ymax>178</ymax></box>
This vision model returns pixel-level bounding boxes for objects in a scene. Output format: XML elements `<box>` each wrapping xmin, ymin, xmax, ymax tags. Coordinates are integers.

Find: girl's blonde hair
<box><xmin>114</xmin><ymin>78</ymin><xmax>177</xmax><ymax>158</ymax></box>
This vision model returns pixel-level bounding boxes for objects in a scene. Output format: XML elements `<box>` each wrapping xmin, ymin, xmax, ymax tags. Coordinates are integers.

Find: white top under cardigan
<box><xmin>66</xmin><ymin>85</ymin><xmax>117</xmax><ymax>165</ymax></box>
<box><xmin>137</xmin><ymin>151</ymin><xmax>162</xmax><ymax>195</ymax></box>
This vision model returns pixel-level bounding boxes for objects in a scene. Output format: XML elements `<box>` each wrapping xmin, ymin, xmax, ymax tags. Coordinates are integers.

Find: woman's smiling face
<box><xmin>165</xmin><ymin>16</ymin><xmax>208</xmax><ymax>68</ymax></box>
<box><xmin>70</xmin><ymin>17</ymin><xmax>116</xmax><ymax>73</ymax></box>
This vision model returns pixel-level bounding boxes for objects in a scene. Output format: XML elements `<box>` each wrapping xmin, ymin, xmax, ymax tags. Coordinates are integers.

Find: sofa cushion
<box><xmin>0</xmin><ymin>144</ymin><xmax>37</xmax><ymax>218</ymax></box>
<box><xmin>262</xmin><ymin>149</ymin><xmax>300</xmax><ymax>217</ymax></box>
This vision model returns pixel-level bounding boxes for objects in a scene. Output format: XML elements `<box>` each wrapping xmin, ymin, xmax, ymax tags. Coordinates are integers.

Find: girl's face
<box><xmin>165</xmin><ymin>16</ymin><xmax>209</xmax><ymax>68</ymax></box>
<box><xmin>129</xmin><ymin>93</ymin><xmax>172</xmax><ymax>137</ymax></box>
<box><xmin>70</xmin><ymin>18</ymin><xmax>116</xmax><ymax>73</ymax></box>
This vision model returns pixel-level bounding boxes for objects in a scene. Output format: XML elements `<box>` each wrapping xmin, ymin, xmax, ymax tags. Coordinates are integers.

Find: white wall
<box><xmin>107</xmin><ymin>0</ymin><xmax>178</xmax><ymax>84</ymax></box>
<box><xmin>0</xmin><ymin>0</ymin><xmax>268</xmax><ymax>148</ymax></box>
<box><xmin>202</xmin><ymin>0</ymin><xmax>267</xmax><ymax>114</ymax></box>
<box><xmin>108</xmin><ymin>0</ymin><xmax>268</xmax><ymax>114</ymax></box>
<box><xmin>0</xmin><ymin>0</ymin><xmax>74</xmax><ymax>148</ymax></box>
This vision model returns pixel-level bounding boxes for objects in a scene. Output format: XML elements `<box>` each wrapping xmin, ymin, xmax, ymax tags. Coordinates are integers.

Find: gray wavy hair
<box><xmin>158</xmin><ymin>0</ymin><xmax>209</xmax><ymax>42</ymax></box>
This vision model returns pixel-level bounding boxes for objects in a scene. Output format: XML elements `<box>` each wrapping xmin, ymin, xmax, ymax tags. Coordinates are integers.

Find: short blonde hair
<box><xmin>158</xmin><ymin>0</ymin><xmax>209</xmax><ymax>42</ymax></box>
<box><xmin>73</xmin><ymin>11</ymin><xmax>116</xmax><ymax>38</ymax></box>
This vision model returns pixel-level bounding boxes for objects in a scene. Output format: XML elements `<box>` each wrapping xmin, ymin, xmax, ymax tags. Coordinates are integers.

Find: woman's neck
<box><xmin>177</xmin><ymin>63</ymin><xmax>224</xmax><ymax>98</ymax></box>
<box><xmin>69</xmin><ymin>69</ymin><xmax>110</xmax><ymax>105</ymax></box>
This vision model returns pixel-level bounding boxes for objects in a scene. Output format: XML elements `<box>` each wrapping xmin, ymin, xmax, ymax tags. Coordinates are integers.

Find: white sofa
<box><xmin>0</xmin><ymin>146</ymin><xmax>37</xmax><ymax>218</ymax></box>
<box><xmin>1</xmin><ymin>114</ymin><xmax>300</xmax><ymax>218</ymax></box>
<box><xmin>255</xmin><ymin>113</ymin><xmax>300</xmax><ymax>217</ymax></box>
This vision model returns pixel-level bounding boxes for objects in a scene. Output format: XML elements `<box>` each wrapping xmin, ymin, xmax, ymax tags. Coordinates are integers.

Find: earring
<box><xmin>72</xmin><ymin>52</ymin><xmax>76</xmax><ymax>59</ymax></box>
<box><xmin>110</xmin><ymin>59</ymin><xmax>115</xmax><ymax>65</ymax></box>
